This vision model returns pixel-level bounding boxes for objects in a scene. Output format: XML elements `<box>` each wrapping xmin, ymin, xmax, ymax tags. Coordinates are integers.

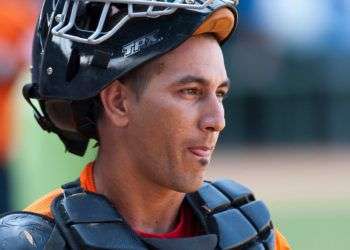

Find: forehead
<box><xmin>146</xmin><ymin>35</ymin><xmax>227</xmax><ymax>86</ymax></box>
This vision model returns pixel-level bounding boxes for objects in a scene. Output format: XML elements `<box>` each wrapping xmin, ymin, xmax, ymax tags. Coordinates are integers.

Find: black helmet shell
<box><xmin>33</xmin><ymin>0</ymin><xmax>237</xmax><ymax>100</ymax></box>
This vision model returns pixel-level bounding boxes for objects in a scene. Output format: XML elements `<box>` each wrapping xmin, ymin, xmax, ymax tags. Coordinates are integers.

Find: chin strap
<box><xmin>22</xmin><ymin>83</ymin><xmax>54</xmax><ymax>132</ymax></box>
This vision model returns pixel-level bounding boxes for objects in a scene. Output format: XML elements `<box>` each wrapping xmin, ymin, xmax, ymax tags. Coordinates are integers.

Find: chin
<box><xmin>173</xmin><ymin>176</ymin><xmax>205</xmax><ymax>194</ymax></box>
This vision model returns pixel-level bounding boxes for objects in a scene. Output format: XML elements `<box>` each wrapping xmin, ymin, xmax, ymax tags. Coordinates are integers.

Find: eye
<box><xmin>216</xmin><ymin>90</ymin><xmax>228</xmax><ymax>99</ymax></box>
<box><xmin>180</xmin><ymin>88</ymin><xmax>202</xmax><ymax>96</ymax></box>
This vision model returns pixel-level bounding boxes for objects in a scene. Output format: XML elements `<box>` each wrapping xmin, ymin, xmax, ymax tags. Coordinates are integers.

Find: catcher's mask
<box><xmin>23</xmin><ymin>0</ymin><xmax>238</xmax><ymax>156</ymax></box>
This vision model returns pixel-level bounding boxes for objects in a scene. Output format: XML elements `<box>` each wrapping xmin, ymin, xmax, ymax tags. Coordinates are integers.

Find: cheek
<box><xmin>132</xmin><ymin>98</ymin><xmax>196</xmax><ymax>153</ymax></box>
<box><xmin>144</xmin><ymin>97</ymin><xmax>194</xmax><ymax>131</ymax></box>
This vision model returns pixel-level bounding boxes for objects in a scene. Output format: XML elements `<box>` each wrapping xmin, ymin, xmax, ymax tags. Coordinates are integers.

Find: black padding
<box><xmin>240</xmin><ymin>201</ymin><xmax>271</xmax><ymax>232</ymax></box>
<box><xmin>62</xmin><ymin>179</ymin><xmax>83</xmax><ymax>196</ymax></box>
<box><xmin>187</xmin><ymin>180</ymin><xmax>277</xmax><ymax>250</ymax></box>
<box><xmin>213</xmin><ymin>180</ymin><xmax>255</xmax><ymax>205</ymax></box>
<box><xmin>246</xmin><ymin>243</ymin><xmax>265</xmax><ymax>250</ymax></box>
<box><xmin>212</xmin><ymin>209</ymin><xmax>257</xmax><ymax>250</ymax></box>
<box><xmin>62</xmin><ymin>192</ymin><xmax>123</xmax><ymax>224</ymax></box>
<box><xmin>51</xmin><ymin>179</ymin><xmax>275</xmax><ymax>250</ymax></box>
<box><xmin>44</xmin><ymin>225</ymin><xmax>69</xmax><ymax>250</ymax></box>
<box><xmin>71</xmin><ymin>223</ymin><xmax>147</xmax><ymax>249</ymax></box>
<box><xmin>263</xmin><ymin>230</ymin><xmax>275</xmax><ymax>250</ymax></box>
<box><xmin>196</xmin><ymin>183</ymin><xmax>231</xmax><ymax>211</ymax></box>
<box><xmin>143</xmin><ymin>234</ymin><xmax>218</xmax><ymax>250</ymax></box>
<box><xmin>53</xmin><ymin>191</ymin><xmax>148</xmax><ymax>249</ymax></box>
<box><xmin>61</xmin><ymin>179</ymin><xmax>81</xmax><ymax>190</ymax></box>
<box><xmin>0</xmin><ymin>212</ymin><xmax>54</xmax><ymax>250</ymax></box>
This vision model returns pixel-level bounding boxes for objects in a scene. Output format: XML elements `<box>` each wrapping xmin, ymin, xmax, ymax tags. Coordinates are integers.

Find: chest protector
<box><xmin>46</xmin><ymin>179</ymin><xmax>275</xmax><ymax>250</ymax></box>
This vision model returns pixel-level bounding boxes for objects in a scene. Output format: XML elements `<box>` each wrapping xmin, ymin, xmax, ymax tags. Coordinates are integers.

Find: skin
<box><xmin>94</xmin><ymin>34</ymin><xmax>230</xmax><ymax>234</ymax></box>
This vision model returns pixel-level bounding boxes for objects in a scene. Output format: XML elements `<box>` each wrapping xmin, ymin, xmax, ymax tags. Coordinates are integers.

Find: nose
<box><xmin>199</xmin><ymin>95</ymin><xmax>226</xmax><ymax>133</ymax></box>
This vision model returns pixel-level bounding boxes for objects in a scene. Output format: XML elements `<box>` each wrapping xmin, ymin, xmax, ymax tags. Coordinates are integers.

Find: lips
<box><xmin>188</xmin><ymin>146</ymin><xmax>213</xmax><ymax>158</ymax></box>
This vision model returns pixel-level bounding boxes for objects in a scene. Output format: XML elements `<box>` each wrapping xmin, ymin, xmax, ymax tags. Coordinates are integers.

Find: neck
<box><xmin>94</xmin><ymin>149</ymin><xmax>185</xmax><ymax>234</ymax></box>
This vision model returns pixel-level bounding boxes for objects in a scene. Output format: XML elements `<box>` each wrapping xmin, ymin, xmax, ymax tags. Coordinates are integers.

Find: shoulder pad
<box><xmin>52</xmin><ymin>187</ymin><xmax>148</xmax><ymax>249</ymax></box>
<box><xmin>0</xmin><ymin>212</ymin><xmax>54</xmax><ymax>250</ymax></box>
<box><xmin>187</xmin><ymin>180</ymin><xmax>275</xmax><ymax>250</ymax></box>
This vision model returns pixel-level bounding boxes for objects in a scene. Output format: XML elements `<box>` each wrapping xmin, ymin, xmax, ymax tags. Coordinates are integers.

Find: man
<box><xmin>0</xmin><ymin>0</ymin><xmax>290</xmax><ymax>249</ymax></box>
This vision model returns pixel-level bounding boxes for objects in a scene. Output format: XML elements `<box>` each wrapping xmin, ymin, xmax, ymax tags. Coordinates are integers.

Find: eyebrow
<box><xmin>172</xmin><ymin>75</ymin><xmax>231</xmax><ymax>90</ymax></box>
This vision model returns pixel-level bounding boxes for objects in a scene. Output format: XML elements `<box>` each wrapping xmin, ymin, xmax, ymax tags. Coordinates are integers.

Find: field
<box><xmin>9</xmin><ymin>81</ymin><xmax>350</xmax><ymax>250</ymax></box>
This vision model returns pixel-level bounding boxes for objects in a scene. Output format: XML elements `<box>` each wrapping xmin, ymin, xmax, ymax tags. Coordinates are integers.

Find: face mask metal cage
<box><xmin>51</xmin><ymin>0</ymin><xmax>239</xmax><ymax>45</ymax></box>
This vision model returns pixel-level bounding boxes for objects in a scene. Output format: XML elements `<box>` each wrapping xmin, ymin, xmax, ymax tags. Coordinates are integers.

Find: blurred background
<box><xmin>1</xmin><ymin>0</ymin><xmax>349</xmax><ymax>249</ymax></box>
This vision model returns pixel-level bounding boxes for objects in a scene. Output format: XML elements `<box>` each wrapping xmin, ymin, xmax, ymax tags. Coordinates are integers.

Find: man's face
<box><xmin>125</xmin><ymin>35</ymin><xmax>229</xmax><ymax>193</ymax></box>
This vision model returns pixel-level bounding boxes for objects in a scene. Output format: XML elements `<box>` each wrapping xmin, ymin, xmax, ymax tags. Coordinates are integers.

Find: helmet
<box><xmin>23</xmin><ymin>0</ymin><xmax>238</xmax><ymax>156</ymax></box>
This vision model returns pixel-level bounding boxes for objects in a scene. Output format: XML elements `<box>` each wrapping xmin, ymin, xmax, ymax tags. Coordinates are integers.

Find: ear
<box><xmin>100</xmin><ymin>81</ymin><xmax>130</xmax><ymax>127</ymax></box>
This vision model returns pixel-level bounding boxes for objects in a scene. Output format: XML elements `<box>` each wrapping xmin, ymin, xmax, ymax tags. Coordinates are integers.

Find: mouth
<box><xmin>188</xmin><ymin>146</ymin><xmax>214</xmax><ymax>158</ymax></box>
